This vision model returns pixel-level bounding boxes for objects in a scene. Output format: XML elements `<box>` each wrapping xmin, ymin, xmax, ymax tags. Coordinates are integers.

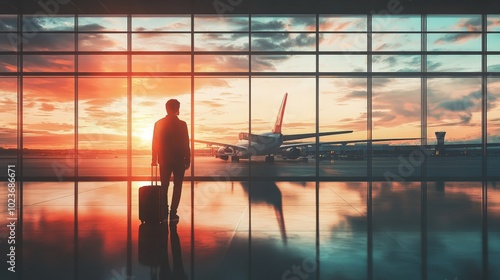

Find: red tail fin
<box><xmin>272</xmin><ymin>93</ymin><xmax>288</xmax><ymax>134</ymax></box>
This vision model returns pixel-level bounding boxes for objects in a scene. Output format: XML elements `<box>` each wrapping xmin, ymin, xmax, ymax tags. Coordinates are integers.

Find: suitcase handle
<box><xmin>151</xmin><ymin>165</ymin><xmax>158</xmax><ymax>186</ymax></box>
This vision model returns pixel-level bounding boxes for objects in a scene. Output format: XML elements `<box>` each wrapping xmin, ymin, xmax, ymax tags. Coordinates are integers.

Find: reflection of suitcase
<box><xmin>139</xmin><ymin>166</ymin><xmax>167</xmax><ymax>223</ymax></box>
<box><xmin>138</xmin><ymin>223</ymin><xmax>168</xmax><ymax>266</ymax></box>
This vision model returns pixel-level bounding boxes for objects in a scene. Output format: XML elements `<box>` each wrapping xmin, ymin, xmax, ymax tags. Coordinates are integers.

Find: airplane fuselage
<box><xmin>234</xmin><ymin>132</ymin><xmax>283</xmax><ymax>157</ymax></box>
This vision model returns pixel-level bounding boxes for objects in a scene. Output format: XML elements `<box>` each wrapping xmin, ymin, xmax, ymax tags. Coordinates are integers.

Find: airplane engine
<box><xmin>283</xmin><ymin>147</ymin><xmax>301</xmax><ymax>159</ymax></box>
<box><xmin>217</xmin><ymin>147</ymin><xmax>234</xmax><ymax>161</ymax></box>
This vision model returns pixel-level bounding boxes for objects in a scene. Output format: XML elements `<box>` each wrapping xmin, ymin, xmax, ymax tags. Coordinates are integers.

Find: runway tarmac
<box><xmin>3</xmin><ymin>155</ymin><xmax>499</xmax><ymax>179</ymax></box>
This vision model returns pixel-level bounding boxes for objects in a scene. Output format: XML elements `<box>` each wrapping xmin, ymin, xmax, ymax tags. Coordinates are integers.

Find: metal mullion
<box><xmin>17</xmin><ymin>12</ymin><xmax>24</xmax><ymax>280</ymax></box>
<box><xmin>74</xmin><ymin>12</ymin><xmax>79</xmax><ymax>280</ymax></box>
<box><xmin>190</xmin><ymin>10</ymin><xmax>195</xmax><ymax>280</ymax></box>
<box><xmin>126</xmin><ymin>13</ymin><xmax>133</xmax><ymax>279</ymax></box>
<box><xmin>421</xmin><ymin>13</ymin><xmax>428</xmax><ymax>280</ymax></box>
<box><xmin>481</xmin><ymin>13</ymin><xmax>489</xmax><ymax>280</ymax></box>
<box><xmin>314</xmin><ymin>13</ymin><xmax>320</xmax><ymax>280</ymax></box>
<box><xmin>248</xmin><ymin>11</ymin><xmax>252</xmax><ymax>280</ymax></box>
<box><xmin>367</xmin><ymin>13</ymin><xmax>373</xmax><ymax>280</ymax></box>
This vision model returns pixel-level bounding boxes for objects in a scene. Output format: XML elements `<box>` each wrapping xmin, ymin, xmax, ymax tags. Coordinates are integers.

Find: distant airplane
<box><xmin>195</xmin><ymin>93</ymin><xmax>420</xmax><ymax>162</ymax></box>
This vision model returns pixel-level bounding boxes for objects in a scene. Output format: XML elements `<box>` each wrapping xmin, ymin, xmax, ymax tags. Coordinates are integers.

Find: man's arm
<box><xmin>151</xmin><ymin>122</ymin><xmax>158</xmax><ymax>166</ymax></box>
<box><xmin>183</xmin><ymin>121</ymin><xmax>190</xmax><ymax>169</ymax></box>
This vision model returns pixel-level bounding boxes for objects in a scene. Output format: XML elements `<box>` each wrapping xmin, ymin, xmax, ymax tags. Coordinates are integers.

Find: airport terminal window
<box><xmin>23</xmin><ymin>77</ymin><xmax>75</xmax><ymax>178</ymax></box>
<box><xmin>0</xmin><ymin>14</ymin><xmax>498</xmax><ymax>180</ymax></box>
<box><xmin>2</xmin><ymin>12</ymin><xmax>500</xmax><ymax>280</ymax></box>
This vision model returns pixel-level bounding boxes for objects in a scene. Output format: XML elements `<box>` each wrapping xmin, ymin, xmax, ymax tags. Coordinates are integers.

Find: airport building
<box><xmin>0</xmin><ymin>0</ymin><xmax>500</xmax><ymax>279</ymax></box>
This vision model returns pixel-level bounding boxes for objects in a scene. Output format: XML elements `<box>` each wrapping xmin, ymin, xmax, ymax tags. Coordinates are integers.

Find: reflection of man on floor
<box><xmin>152</xmin><ymin>99</ymin><xmax>190</xmax><ymax>221</ymax></box>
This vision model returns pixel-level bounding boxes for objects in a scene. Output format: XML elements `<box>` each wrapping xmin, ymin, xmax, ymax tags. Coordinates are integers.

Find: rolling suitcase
<box><xmin>139</xmin><ymin>166</ymin><xmax>168</xmax><ymax>223</ymax></box>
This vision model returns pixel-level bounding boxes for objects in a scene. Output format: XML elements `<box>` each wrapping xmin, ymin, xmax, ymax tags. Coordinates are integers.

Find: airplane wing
<box><xmin>194</xmin><ymin>139</ymin><xmax>248</xmax><ymax>151</ymax></box>
<box><xmin>283</xmin><ymin>130</ymin><xmax>353</xmax><ymax>141</ymax></box>
<box><xmin>280</xmin><ymin>137</ymin><xmax>422</xmax><ymax>149</ymax></box>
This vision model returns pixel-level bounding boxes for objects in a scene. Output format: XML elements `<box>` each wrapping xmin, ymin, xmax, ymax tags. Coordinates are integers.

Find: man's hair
<box><xmin>166</xmin><ymin>99</ymin><xmax>180</xmax><ymax>114</ymax></box>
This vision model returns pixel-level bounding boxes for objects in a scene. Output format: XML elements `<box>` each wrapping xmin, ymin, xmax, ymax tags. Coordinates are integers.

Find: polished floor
<box><xmin>1</xmin><ymin>181</ymin><xmax>500</xmax><ymax>280</ymax></box>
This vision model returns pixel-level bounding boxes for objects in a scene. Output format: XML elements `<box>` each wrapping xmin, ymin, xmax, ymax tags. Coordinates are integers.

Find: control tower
<box><xmin>435</xmin><ymin>131</ymin><xmax>446</xmax><ymax>156</ymax></box>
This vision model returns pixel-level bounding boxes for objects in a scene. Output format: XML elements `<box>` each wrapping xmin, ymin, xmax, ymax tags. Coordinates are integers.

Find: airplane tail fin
<box><xmin>272</xmin><ymin>93</ymin><xmax>288</xmax><ymax>134</ymax></box>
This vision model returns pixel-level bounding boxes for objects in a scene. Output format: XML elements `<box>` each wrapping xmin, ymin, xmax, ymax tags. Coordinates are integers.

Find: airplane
<box><xmin>195</xmin><ymin>93</ymin><xmax>421</xmax><ymax>163</ymax></box>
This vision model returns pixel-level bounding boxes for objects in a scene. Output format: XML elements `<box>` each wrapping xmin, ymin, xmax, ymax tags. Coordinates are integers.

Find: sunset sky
<box><xmin>0</xmin><ymin>15</ymin><xmax>500</xmax><ymax>150</ymax></box>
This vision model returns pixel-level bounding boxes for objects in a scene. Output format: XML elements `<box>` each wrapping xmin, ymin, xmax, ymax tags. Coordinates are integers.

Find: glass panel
<box><xmin>427</xmin><ymin>55</ymin><xmax>481</xmax><ymax>72</ymax></box>
<box><xmin>251</xmin><ymin>182</ymin><xmax>317</xmax><ymax>278</ymax></box>
<box><xmin>0</xmin><ymin>55</ymin><xmax>16</xmax><ymax>72</ymax></box>
<box><xmin>22</xmin><ymin>182</ymin><xmax>74</xmax><ymax>279</ymax></box>
<box><xmin>372</xmin><ymin>55</ymin><xmax>421</xmax><ymax>72</ymax></box>
<box><xmin>0</xmin><ymin>33</ymin><xmax>17</xmax><ymax>51</ymax></box>
<box><xmin>78</xmin><ymin>55</ymin><xmax>127</xmax><ymax>72</ymax></box>
<box><xmin>427</xmin><ymin>78</ymin><xmax>482</xmax><ymax>177</ymax></box>
<box><xmin>0</xmin><ymin>15</ymin><xmax>17</xmax><ymax>31</ymax></box>
<box><xmin>78</xmin><ymin>33</ymin><xmax>127</xmax><ymax>51</ymax></box>
<box><xmin>194</xmin><ymin>16</ymin><xmax>249</xmax><ymax>31</ymax></box>
<box><xmin>319</xmin><ymin>77</ymin><xmax>367</xmax><ymax>177</ymax></box>
<box><xmin>132</xmin><ymin>16</ymin><xmax>191</xmax><ymax>31</ymax></box>
<box><xmin>489</xmin><ymin>181</ymin><xmax>500</xmax><ymax>279</ymax></box>
<box><xmin>372</xmin><ymin>15</ymin><xmax>421</xmax><ymax>32</ymax></box>
<box><xmin>251</xmin><ymin>16</ymin><xmax>316</xmax><ymax>31</ymax></box>
<box><xmin>372</xmin><ymin>78</ymin><xmax>421</xmax><ymax>178</ymax></box>
<box><xmin>23</xmin><ymin>77</ymin><xmax>74</xmax><ymax>179</ymax></box>
<box><xmin>24</xmin><ymin>55</ymin><xmax>74</xmax><ymax>72</ymax></box>
<box><xmin>320</xmin><ymin>55</ymin><xmax>367</xmax><ymax>72</ymax></box>
<box><xmin>252</xmin><ymin>32</ymin><xmax>315</xmax><ymax>51</ymax></box>
<box><xmin>24</xmin><ymin>33</ymin><xmax>75</xmax><ymax>51</ymax></box>
<box><xmin>427</xmin><ymin>33</ymin><xmax>481</xmax><ymax>51</ymax></box>
<box><xmin>193</xmin><ymin>77</ymin><xmax>248</xmax><ymax>176</ymax></box>
<box><xmin>252</xmin><ymin>55</ymin><xmax>315</xmax><ymax>72</ymax></box>
<box><xmin>489</xmin><ymin>55</ymin><xmax>500</xmax><ymax>72</ymax></box>
<box><xmin>78</xmin><ymin>16</ymin><xmax>127</xmax><ymax>31</ymax></box>
<box><xmin>319</xmin><ymin>15</ymin><xmax>367</xmax><ymax>32</ymax></box>
<box><xmin>78</xmin><ymin>78</ymin><xmax>127</xmax><ymax>177</ymax></box>
<box><xmin>372</xmin><ymin>33</ymin><xmax>421</xmax><ymax>51</ymax></box>
<box><xmin>373</xmin><ymin>182</ymin><xmax>421</xmax><ymax>279</ymax></box>
<box><xmin>23</xmin><ymin>16</ymin><xmax>74</xmax><ymax>32</ymax></box>
<box><xmin>77</xmin><ymin>182</ymin><xmax>128</xmax><ymax>279</ymax></box>
<box><xmin>319</xmin><ymin>182</ymin><xmax>367</xmax><ymax>279</ymax></box>
<box><xmin>487</xmin><ymin>15</ymin><xmax>500</xmax><ymax>32</ymax></box>
<box><xmin>132</xmin><ymin>33</ymin><xmax>191</xmax><ymax>51</ymax></box>
<box><xmin>193</xmin><ymin>181</ymin><xmax>247</xmax><ymax>277</ymax></box>
<box><xmin>0</xmin><ymin>78</ymin><xmax>17</xmax><ymax>152</ymax></box>
<box><xmin>488</xmin><ymin>33</ymin><xmax>500</xmax><ymax>51</ymax></box>
<box><xmin>427</xmin><ymin>182</ymin><xmax>482</xmax><ymax>279</ymax></box>
<box><xmin>252</xmin><ymin>78</ymin><xmax>315</xmax><ymax>175</ymax></box>
<box><xmin>132</xmin><ymin>77</ymin><xmax>191</xmax><ymax>177</ymax></box>
<box><xmin>488</xmin><ymin>78</ymin><xmax>500</xmax><ymax>177</ymax></box>
<box><xmin>195</xmin><ymin>33</ymin><xmax>248</xmax><ymax>51</ymax></box>
<box><xmin>427</xmin><ymin>15</ymin><xmax>482</xmax><ymax>32</ymax></box>
<box><xmin>132</xmin><ymin>55</ymin><xmax>191</xmax><ymax>72</ymax></box>
<box><xmin>195</xmin><ymin>55</ymin><xmax>248</xmax><ymax>72</ymax></box>
<box><xmin>319</xmin><ymin>33</ymin><xmax>367</xmax><ymax>51</ymax></box>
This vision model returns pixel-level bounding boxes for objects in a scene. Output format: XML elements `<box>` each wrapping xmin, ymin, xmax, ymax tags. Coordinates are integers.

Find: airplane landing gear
<box><xmin>231</xmin><ymin>156</ymin><xmax>240</xmax><ymax>162</ymax></box>
<box><xmin>265</xmin><ymin>155</ymin><xmax>274</xmax><ymax>163</ymax></box>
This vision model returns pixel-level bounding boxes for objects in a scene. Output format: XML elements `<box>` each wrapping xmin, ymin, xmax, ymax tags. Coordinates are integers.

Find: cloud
<box><xmin>434</xmin><ymin>33</ymin><xmax>480</xmax><ymax>44</ymax></box>
<box><xmin>0</xmin><ymin>55</ymin><xmax>16</xmax><ymax>72</ymax></box>
<box><xmin>200</xmin><ymin>100</ymin><xmax>224</xmax><ymax>108</ymax></box>
<box><xmin>0</xmin><ymin>16</ymin><xmax>16</xmax><ymax>31</ymax></box>
<box><xmin>251</xmin><ymin>20</ymin><xmax>285</xmax><ymax>31</ymax></box>
<box><xmin>488</xmin><ymin>64</ymin><xmax>500</xmax><ymax>72</ymax></box>
<box><xmin>78</xmin><ymin>23</ymin><xmax>106</xmax><ymax>32</ymax></box>
<box><xmin>24</xmin><ymin>33</ymin><xmax>74</xmax><ymax>51</ymax></box>
<box><xmin>40</xmin><ymin>103</ymin><xmax>55</xmax><ymax>112</ymax></box>
<box><xmin>488</xmin><ymin>18</ymin><xmax>500</xmax><ymax>30</ymax></box>
<box><xmin>25</xmin><ymin>122</ymin><xmax>73</xmax><ymax>132</ymax></box>
<box><xmin>0</xmin><ymin>127</ymin><xmax>18</xmax><ymax>147</ymax></box>
<box><xmin>438</xmin><ymin>90</ymin><xmax>481</xmax><ymax>112</ymax></box>
<box><xmin>458</xmin><ymin>17</ymin><xmax>482</xmax><ymax>32</ymax></box>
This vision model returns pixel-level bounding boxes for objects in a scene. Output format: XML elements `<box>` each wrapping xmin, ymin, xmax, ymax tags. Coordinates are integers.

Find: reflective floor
<box><xmin>1</xmin><ymin>181</ymin><xmax>500</xmax><ymax>280</ymax></box>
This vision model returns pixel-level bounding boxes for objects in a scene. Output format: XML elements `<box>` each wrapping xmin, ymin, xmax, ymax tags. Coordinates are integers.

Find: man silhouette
<box><xmin>152</xmin><ymin>99</ymin><xmax>190</xmax><ymax>221</ymax></box>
